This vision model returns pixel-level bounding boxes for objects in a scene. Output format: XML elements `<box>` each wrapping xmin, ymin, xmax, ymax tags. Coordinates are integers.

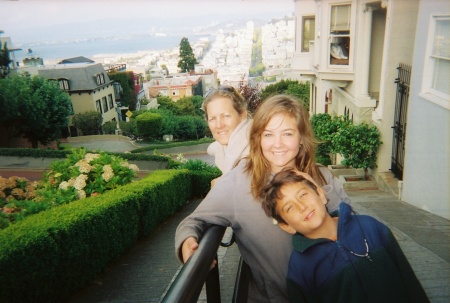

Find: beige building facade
<box><xmin>292</xmin><ymin>0</ymin><xmax>450</xmax><ymax>219</ymax></box>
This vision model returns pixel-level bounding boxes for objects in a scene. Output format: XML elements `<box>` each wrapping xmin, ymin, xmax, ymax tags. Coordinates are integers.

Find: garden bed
<box><xmin>338</xmin><ymin>174</ymin><xmax>378</xmax><ymax>190</ymax></box>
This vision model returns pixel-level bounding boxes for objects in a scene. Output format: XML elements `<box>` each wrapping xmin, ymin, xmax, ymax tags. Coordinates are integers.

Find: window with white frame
<box><xmin>58</xmin><ymin>79</ymin><xmax>70</xmax><ymax>90</ymax></box>
<box><xmin>96</xmin><ymin>73</ymin><xmax>105</xmax><ymax>85</ymax></box>
<box><xmin>423</xmin><ymin>16</ymin><xmax>450</xmax><ymax>107</ymax></box>
<box><xmin>329</xmin><ymin>4</ymin><xmax>350</xmax><ymax>66</ymax></box>
<box><xmin>302</xmin><ymin>16</ymin><xmax>315</xmax><ymax>52</ymax></box>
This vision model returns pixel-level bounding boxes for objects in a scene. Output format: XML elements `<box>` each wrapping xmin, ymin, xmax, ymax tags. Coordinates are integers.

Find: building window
<box><xmin>172</xmin><ymin>89</ymin><xmax>179</xmax><ymax>96</ymax></box>
<box><xmin>422</xmin><ymin>15</ymin><xmax>450</xmax><ymax>108</ymax></box>
<box><xmin>108</xmin><ymin>94</ymin><xmax>114</xmax><ymax>108</ymax></box>
<box><xmin>96</xmin><ymin>73</ymin><xmax>105</xmax><ymax>85</ymax></box>
<box><xmin>96</xmin><ymin>99</ymin><xmax>102</xmax><ymax>114</ymax></box>
<box><xmin>102</xmin><ymin>97</ymin><xmax>108</xmax><ymax>112</ymax></box>
<box><xmin>329</xmin><ymin>4</ymin><xmax>350</xmax><ymax>66</ymax></box>
<box><xmin>302</xmin><ymin>16</ymin><xmax>315</xmax><ymax>52</ymax></box>
<box><xmin>58</xmin><ymin>79</ymin><xmax>70</xmax><ymax>90</ymax></box>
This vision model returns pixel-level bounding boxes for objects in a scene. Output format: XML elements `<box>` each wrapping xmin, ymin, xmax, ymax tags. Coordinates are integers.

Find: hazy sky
<box><xmin>2</xmin><ymin>0</ymin><xmax>295</xmax><ymax>33</ymax></box>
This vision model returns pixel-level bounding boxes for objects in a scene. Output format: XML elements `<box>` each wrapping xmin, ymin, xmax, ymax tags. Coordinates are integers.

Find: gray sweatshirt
<box><xmin>175</xmin><ymin>160</ymin><xmax>350</xmax><ymax>302</ymax></box>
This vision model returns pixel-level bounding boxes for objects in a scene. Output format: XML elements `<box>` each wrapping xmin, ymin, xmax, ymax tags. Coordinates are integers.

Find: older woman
<box><xmin>203</xmin><ymin>85</ymin><xmax>252</xmax><ymax>174</ymax></box>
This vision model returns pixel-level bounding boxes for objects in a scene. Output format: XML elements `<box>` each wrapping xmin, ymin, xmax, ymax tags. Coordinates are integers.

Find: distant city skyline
<box><xmin>2</xmin><ymin>0</ymin><xmax>294</xmax><ymax>37</ymax></box>
<box><xmin>1</xmin><ymin>0</ymin><xmax>295</xmax><ymax>63</ymax></box>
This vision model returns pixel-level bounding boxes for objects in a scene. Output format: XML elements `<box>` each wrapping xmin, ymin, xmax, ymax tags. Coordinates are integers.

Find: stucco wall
<box><xmin>375</xmin><ymin>0</ymin><xmax>420</xmax><ymax>173</ymax></box>
<box><xmin>402</xmin><ymin>0</ymin><xmax>450</xmax><ymax>220</ymax></box>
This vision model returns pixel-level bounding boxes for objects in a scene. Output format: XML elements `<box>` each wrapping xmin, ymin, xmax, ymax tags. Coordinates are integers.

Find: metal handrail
<box><xmin>162</xmin><ymin>225</ymin><xmax>226</xmax><ymax>303</ymax></box>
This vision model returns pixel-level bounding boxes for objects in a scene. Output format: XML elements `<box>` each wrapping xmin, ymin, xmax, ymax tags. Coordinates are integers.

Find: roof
<box><xmin>58</xmin><ymin>56</ymin><xmax>95</xmax><ymax>64</ymax></box>
<box><xmin>38</xmin><ymin>63</ymin><xmax>111</xmax><ymax>91</ymax></box>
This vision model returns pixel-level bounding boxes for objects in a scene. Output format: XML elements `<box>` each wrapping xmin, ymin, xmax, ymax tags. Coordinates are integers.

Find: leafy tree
<box><xmin>0</xmin><ymin>74</ymin><xmax>73</xmax><ymax>148</ymax></box>
<box><xmin>285</xmin><ymin>81</ymin><xmax>310</xmax><ymax>109</ymax></box>
<box><xmin>191</xmin><ymin>95</ymin><xmax>205</xmax><ymax>117</ymax></box>
<box><xmin>177</xmin><ymin>37</ymin><xmax>198</xmax><ymax>72</ymax></box>
<box><xmin>72</xmin><ymin>111</ymin><xmax>102</xmax><ymax>136</ymax></box>
<box><xmin>0</xmin><ymin>42</ymin><xmax>12</xmax><ymax>79</ymax></box>
<box><xmin>157</xmin><ymin>96</ymin><xmax>178</xmax><ymax>114</ymax></box>
<box><xmin>174</xmin><ymin>116</ymin><xmax>197</xmax><ymax>140</ymax></box>
<box><xmin>175</xmin><ymin>97</ymin><xmax>195</xmax><ymax>116</ymax></box>
<box><xmin>260</xmin><ymin>79</ymin><xmax>310</xmax><ymax>109</ymax></box>
<box><xmin>156</xmin><ymin>108</ymin><xmax>178</xmax><ymax>137</ymax></box>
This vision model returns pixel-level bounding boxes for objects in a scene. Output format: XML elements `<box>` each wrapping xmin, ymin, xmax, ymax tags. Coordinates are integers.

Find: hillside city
<box><xmin>93</xmin><ymin>18</ymin><xmax>295</xmax><ymax>85</ymax></box>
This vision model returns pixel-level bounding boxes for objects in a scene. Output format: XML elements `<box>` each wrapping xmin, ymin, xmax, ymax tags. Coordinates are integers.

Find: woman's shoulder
<box><xmin>207</xmin><ymin>141</ymin><xmax>222</xmax><ymax>156</ymax></box>
<box><xmin>318</xmin><ymin>165</ymin><xmax>333</xmax><ymax>180</ymax></box>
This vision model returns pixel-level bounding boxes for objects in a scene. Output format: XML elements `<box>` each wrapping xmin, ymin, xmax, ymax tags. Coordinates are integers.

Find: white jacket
<box><xmin>207</xmin><ymin>119</ymin><xmax>252</xmax><ymax>174</ymax></box>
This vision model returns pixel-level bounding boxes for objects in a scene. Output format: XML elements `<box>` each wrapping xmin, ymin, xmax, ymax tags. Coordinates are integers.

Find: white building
<box><xmin>291</xmin><ymin>0</ymin><xmax>449</xmax><ymax>219</ymax></box>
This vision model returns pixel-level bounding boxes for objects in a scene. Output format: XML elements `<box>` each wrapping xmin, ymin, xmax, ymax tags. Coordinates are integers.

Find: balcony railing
<box><xmin>162</xmin><ymin>225</ymin><xmax>250</xmax><ymax>303</ymax></box>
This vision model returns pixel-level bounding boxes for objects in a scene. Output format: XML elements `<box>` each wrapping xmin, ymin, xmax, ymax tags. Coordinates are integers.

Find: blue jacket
<box><xmin>287</xmin><ymin>203</ymin><xmax>429</xmax><ymax>303</ymax></box>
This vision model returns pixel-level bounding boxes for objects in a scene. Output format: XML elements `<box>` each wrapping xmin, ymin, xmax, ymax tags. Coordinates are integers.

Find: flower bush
<box><xmin>0</xmin><ymin>176</ymin><xmax>42</xmax><ymax>228</ymax></box>
<box><xmin>37</xmin><ymin>147</ymin><xmax>139</xmax><ymax>206</ymax></box>
<box><xmin>0</xmin><ymin>148</ymin><xmax>139</xmax><ymax>229</ymax></box>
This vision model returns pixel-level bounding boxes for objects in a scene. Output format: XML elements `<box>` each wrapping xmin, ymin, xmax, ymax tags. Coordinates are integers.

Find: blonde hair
<box><xmin>202</xmin><ymin>85</ymin><xmax>248</xmax><ymax>121</ymax></box>
<box><xmin>244</xmin><ymin>94</ymin><xmax>326</xmax><ymax>199</ymax></box>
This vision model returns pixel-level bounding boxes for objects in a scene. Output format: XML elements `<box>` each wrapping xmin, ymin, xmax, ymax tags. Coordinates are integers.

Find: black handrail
<box><xmin>162</xmin><ymin>225</ymin><xmax>226</xmax><ymax>303</ymax></box>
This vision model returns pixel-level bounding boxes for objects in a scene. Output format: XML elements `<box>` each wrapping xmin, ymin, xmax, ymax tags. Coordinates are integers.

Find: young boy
<box><xmin>262</xmin><ymin>168</ymin><xmax>429</xmax><ymax>303</ymax></box>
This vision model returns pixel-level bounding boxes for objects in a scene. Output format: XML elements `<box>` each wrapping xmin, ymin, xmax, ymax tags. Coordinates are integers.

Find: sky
<box><xmin>1</xmin><ymin>0</ymin><xmax>295</xmax><ymax>39</ymax></box>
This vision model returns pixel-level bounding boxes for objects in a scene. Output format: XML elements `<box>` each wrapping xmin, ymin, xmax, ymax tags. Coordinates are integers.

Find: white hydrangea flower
<box><xmin>128</xmin><ymin>164</ymin><xmax>139</xmax><ymax>172</ymax></box>
<box><xmin>102</xmin><ymin>171</ymin><xmax>114</xmax><ymax>182</ymax></box>
<box><xmin>75</xmin><ymin>159</ymin><xmax>93</xmax><ymax>173</ymax></box>
<box><xmin>103</xmin><ymin>164</ymin><xmax>113</xmax><ymax>173</ymax></box>
<box><xmin>74</xmin><ymin>174</ymin><xmax>88</xmax><ymax>190</ymax></box>
<box><xmin>68</xmin><ymin>178</ymin><xmax>75</xmax><ymax>186</ymax></box>
<box><xmin>77</xmin><ymin>190</ymin><xmax>86</xmax><ymax>199</ymax></box>
<box><xmin>59</xmin><ymin>181</ymin><xmax>70</xmax><ymax>190</ymax></box>
<box><xmin>85</xmin><ymin>153</ymin><xmax>100</xmax><ymax>163</ymax></box>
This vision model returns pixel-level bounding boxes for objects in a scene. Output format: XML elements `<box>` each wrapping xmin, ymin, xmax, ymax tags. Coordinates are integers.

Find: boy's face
<box><xmin>276</xmin><ymin>181</ymin><xmax>329</xmax><ymax>239</ymax></box>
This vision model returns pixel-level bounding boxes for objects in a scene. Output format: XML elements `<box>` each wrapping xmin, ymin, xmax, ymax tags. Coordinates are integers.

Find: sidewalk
<box><xmin>68</xmin><ymin>188</ymin><xmax>450</xmax><ymax>303</ymax></box>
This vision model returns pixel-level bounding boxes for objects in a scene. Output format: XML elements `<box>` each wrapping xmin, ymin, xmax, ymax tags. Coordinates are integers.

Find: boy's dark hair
<box><xmin>262</xmin><ymin>168</ymin><xmax>318</xmax><ymax>224</ymax></box>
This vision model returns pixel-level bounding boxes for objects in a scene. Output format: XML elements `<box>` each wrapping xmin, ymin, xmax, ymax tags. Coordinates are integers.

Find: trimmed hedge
<box><xmin>0</xmin><ymin>169</ymin><xmax>194</xmax><ymax>303</ymax></box>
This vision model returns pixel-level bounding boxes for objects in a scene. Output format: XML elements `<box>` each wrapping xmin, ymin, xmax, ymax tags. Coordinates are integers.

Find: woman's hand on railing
<box><xmin>182</xmin><ymin>236</ymin><xmax>217</xmax><ymax>269</ymax></box>
<box><xmin>182</xmin><ymin>237</ymin><xmax>199</xmax><ymax>263</ymax></box>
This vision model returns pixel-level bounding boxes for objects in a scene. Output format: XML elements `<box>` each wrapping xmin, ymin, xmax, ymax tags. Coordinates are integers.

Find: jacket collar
<box><xmin>292</xmin><ymin>203</ymin><xmax>352</xmax><ymax>252</ymax></box>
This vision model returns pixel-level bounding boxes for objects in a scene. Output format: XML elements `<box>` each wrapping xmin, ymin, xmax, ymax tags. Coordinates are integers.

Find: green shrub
<box><xmin>119</xmin><ymin>120</ymin><xmax>137</xmax><ymax>136</ymax></box>
<box><xmin>72</xmin><ymin>111</ymin><xmax>102</xmax><ymax>136</ymax></box>
<box><xmin>102</xmin><ymin>121</ymin><xmax>117</xmax><ymax>134</ymax></box>
<box><xmin>176</xmin><ymin>159</ymin><xmax>221</xmax><ymax>197</ymax></box>
<box><xmin>332</xmin><ymin>123</ymin><xmax>382</xmax><ymax>178</ymax></box>
<box><xmin>136</xmin><ymin>112</ymin><xmax>163</xmax><ymax>139</ymax></box>
<box><xmin>311</xmin><ymin>113</ymin><xmax>382</xmax><ymax>178</ymax></box>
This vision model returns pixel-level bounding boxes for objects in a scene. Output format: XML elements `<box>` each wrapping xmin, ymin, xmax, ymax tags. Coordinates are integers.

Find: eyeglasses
<box><xmin>204</xmin><ymin>85</ymin><xmax>235</xmax><ymax>98</ymax></box>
